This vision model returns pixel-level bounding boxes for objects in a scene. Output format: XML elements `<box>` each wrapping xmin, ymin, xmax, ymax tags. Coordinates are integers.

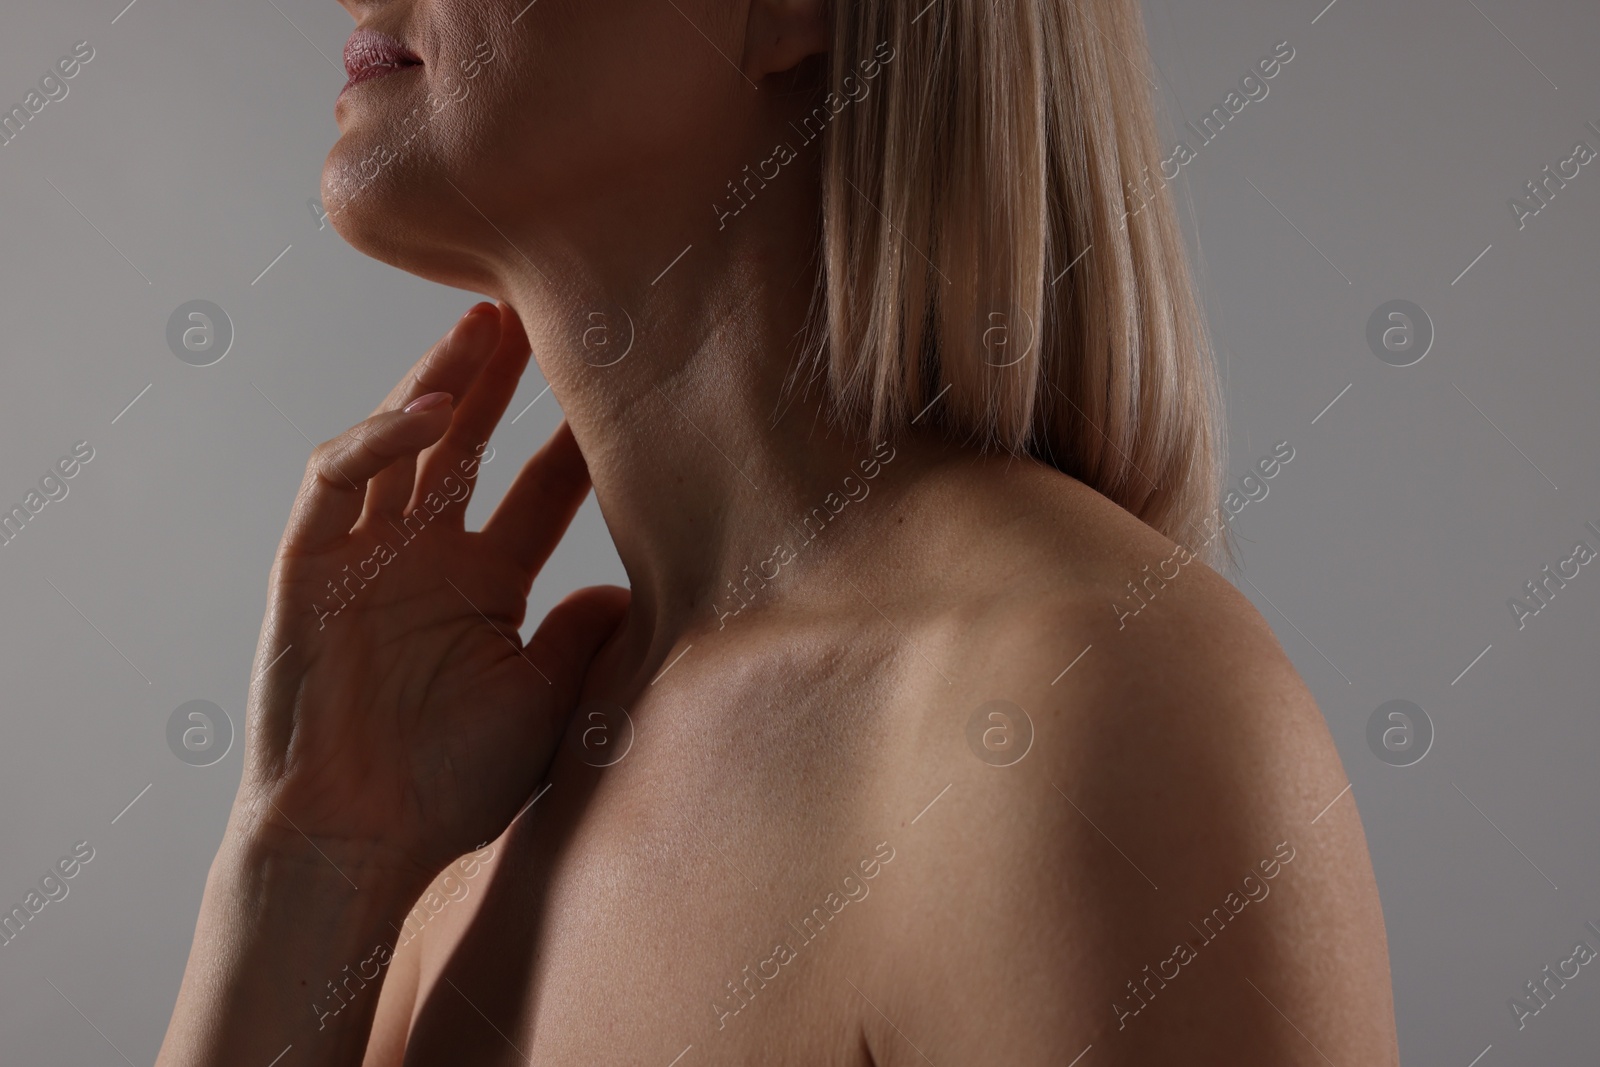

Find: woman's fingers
<box><xmin>527</xmin><ymin>584</ymin><xmax>631</xmax><ymax>709</ymax></box>
<box><xmin>416</xmin><ymin>303</ymin><xmax>534</xmax><ymax>497</ymax></box>
<box><xmin>363</xmin><ymin>303</ymin><xmax>503</xmax><ymax>520</ymax></box>
<box><xmin>479</xmin><ymin>422</ymin><xmax>593</xmax><ymax>584</ymax></box>
<box><xmin>369</xmin><ymin>302</ymin><xmax>501</xmax><ymax>417</ymax></box>
<box><xmin>283</xmin><ymin>395</ymin><xmax>455</xmax><ymax>554</ymax></box>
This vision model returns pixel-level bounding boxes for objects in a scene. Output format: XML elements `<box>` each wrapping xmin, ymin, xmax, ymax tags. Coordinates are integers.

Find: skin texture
<box><xmin>155</xmin><ymin>0</ymin><xmax>1399</xmax><ymax>1064</ymax></box>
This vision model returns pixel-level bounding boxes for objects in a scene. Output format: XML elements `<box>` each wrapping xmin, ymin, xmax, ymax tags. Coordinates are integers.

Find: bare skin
<box><xmin>156</xmin><ymin>0</ymin><xmax>1399</xmax><ymax>1063</ymax></box>
<box><xmin>374</xmin><ymin>445</ymin><xmax>1396</xmax><ymax>1066</ymax></box>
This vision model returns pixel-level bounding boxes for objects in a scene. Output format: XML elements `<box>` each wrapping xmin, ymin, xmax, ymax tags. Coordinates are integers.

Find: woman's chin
<box><xmin>319</xmin><ymin>156</ymin><xmax>478</xmax><ymax>288</ymax></box>
<box><xmin>321</xmin><ymin>140</ymin><xmax>409</xmax><ymax>239</ymax></box>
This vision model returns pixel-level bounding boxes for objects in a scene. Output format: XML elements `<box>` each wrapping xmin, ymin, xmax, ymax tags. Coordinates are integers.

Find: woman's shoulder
<box><xmin>883</xmin><ymin>449</ymin><xmax>1349</xmax><ymax>854</ymax></box>
<box><xmin>874</xmin><ymin>449</ymin><xmax>1282</xmax><ymax>682</ymax></box>
<box><xmin>851</xmin><ymin>454</ymin><xmax>1396</xmax><ymax>1062</ymax></box>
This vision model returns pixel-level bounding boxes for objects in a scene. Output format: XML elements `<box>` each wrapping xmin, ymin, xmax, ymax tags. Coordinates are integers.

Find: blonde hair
<box><xmin>803</xmin><ymin>0</ymin><xmax>1223</xmax><ymax>558</ymax></box>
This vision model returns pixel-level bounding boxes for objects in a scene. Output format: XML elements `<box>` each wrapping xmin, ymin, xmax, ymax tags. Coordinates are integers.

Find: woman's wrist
<box><xmin>157</xmin><ymin>817</ymin><xmax>433</xmax><ymax>1066</ymax></box>
<box><xmin>222</xmin><ymin>785</ymin><xmax>442</xmax><ymax>902</ymax></box>
<box><xmin>212</xmin><ymin>822</ymin><xmax>429</xmax><ymax>927</ymax></box>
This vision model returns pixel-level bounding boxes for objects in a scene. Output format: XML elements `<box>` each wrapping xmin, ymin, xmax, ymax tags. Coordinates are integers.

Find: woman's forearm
<box><xmin>156</xmin><ymin>821</ymin><xmax>429</xmax><ymax>1067</ymax></box>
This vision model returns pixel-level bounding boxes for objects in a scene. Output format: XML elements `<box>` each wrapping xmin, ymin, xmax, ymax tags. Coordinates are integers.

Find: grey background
<box><xmin>0</xmin><ymin>0</ymin><xmax>1595</xmax><ymax>1063</ymax></box>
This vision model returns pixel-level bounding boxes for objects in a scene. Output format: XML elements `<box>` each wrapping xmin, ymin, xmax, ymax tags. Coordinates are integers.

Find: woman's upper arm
<box><xmin>1055</xmin><ymin>576</ymin><xmax>1399</xmax><ymax>1063</ymax></box>
<box><xmin>884</xmin><ymin>569</ymin><xmax>1399</xmax><ymax>1064</ymax></box>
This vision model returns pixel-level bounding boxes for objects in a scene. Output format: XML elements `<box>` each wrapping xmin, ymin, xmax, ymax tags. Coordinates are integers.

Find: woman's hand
<box><xmin>156</xmin><ymin>302</ymin><xmax>623</xmax><ymax>1067</ymax></box>
<box><xmin>237</xmin><ymin>301</ymin><xmax>627</xmax><ymax>886</ymax></box>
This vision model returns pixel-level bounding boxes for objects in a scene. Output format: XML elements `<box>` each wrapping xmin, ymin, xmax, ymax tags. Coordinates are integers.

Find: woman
<box><xmin>158</xmin><ymin>0</ymin><xmax>1397</xmax><ymax>1063</ymax></box>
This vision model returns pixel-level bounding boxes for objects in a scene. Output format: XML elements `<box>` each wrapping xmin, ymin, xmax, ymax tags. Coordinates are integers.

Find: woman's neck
<box><xmin>492</xmin><ymin>168</ymin><xmax>923</xmax><ymax>675</ymax></box>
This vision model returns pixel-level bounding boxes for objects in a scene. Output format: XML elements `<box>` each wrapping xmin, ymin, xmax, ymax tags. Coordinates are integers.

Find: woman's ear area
<box><xmin>741</xmin><ymin>0</ymin><xmax>830</xmax><ymax>81</ymax></box>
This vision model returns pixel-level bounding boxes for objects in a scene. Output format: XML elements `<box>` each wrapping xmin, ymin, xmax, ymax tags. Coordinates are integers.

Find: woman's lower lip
<box><xmin>338</xmin><ymin>62</ymin><xmax>420</xmax><ymax>98</ymax></box>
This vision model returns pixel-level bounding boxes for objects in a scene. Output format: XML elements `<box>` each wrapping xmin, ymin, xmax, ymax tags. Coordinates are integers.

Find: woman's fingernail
<box><xmin>451</xmin><ymin>304</ymin><xmax>498</xmax><ymax>347</ymax></box>
<box><xmin>403</xmin><ymin>391</ymin><xmax>452</xmax><ymax>414</ymax></box>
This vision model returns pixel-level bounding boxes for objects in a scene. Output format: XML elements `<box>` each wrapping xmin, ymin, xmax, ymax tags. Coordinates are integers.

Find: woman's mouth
<box><xmin>340</xmin><ymin>28</ymin><xmax>423</xmax><ymax>97</ymax></box>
